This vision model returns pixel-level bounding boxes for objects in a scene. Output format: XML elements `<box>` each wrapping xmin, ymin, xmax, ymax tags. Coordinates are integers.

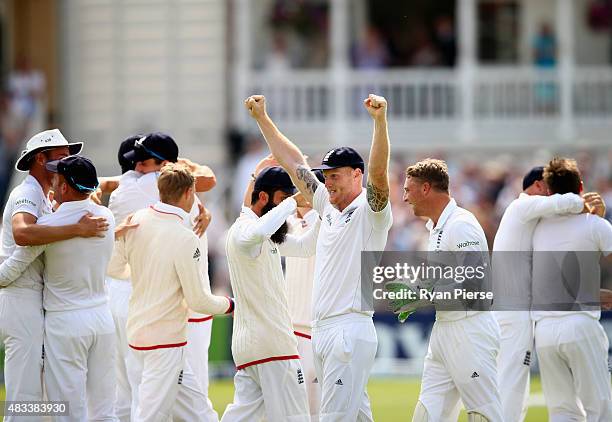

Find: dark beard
<box><xmin>261</xmin><ymin>200</ymin><xmax>289</xmax><ymax>244</ymax></box>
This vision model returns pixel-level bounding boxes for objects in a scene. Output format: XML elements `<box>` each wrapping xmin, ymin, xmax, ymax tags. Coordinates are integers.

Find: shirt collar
<box><xmin>426</xmin><ymin>198</ymin><xmax>457</xmax><ymax>233</ymax></box>
<box><xmin>54</xmin><ymin>198</ymin><xmax>93</xmax><ymax>213</ymax></box>
<box><xmin>241</xmin><ymin>206</ymin><xmax>259</xmax><ymax>219</ymax></box>
<box><xmin>151</xmin><ymin>201</ymin><xmax>189</xmax><ymax>222</ymax></box>
<box><xmin>339</xmin><ymin>189</ymin><xmax>365</xmax><ymax>215</ymax></box>
<box><xmin>25</xmin><ymin>174</ymin><xmax>49</xmax><ymax>200</ymax></box>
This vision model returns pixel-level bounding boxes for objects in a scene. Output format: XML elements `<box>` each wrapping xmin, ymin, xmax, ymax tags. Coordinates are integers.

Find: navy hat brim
<box><xmin>123</xmin><ymin>148</ymin><xmax>150</xmax><ymax>163</ymax></box>
<box><xmin>312</xmin><ymin>162</ymin><xmax>364</xmax><ymax>171</ymax></box>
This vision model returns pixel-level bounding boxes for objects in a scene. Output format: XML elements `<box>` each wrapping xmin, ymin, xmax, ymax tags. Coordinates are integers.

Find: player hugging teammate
<box><xmin>0</xmin><ymin>94</ymin><xmax>610</xmax><ymax>422</ymax></box>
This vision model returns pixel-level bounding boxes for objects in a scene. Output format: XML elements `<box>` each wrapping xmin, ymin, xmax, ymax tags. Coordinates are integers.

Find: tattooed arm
<box><xmin>364</xmin><ymin>94</ymin><xmax>390</xmax><ymax>212</ymax></box>
<box><xmin>245</xmin><ymin>95</ymin><xmax>321</xmax><ymax>204</ymax></box>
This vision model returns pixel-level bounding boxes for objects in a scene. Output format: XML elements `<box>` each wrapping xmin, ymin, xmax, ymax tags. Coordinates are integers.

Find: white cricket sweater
<box><xmin>285</xmin><ymin>211</ymin><xmax>319</xmax><ymax>336</ymax></box>
<box><xmin>226</xmin><ymin>198</ymin><xmax>318</xmax><ymax>369</ymax></box>
<box><xmin>107</xmin><ymin>202</ymin><xmax>232</xmax><ymax>349</ymax></box>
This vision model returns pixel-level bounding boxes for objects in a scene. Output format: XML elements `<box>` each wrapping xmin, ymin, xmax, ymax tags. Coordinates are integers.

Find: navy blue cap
<box><xmin>254</xmin><ymin>166</ymin><xmax>296</xmax><ymax>194</ymax></box>
<box><xmin>123</xmin><ymin>132</ymin><xmax>179</xmax><ymax>163</ymax></box>
<box><xmin>312</xmin><ymin>147</ymin><xmax>365</xmax><ymax>172</ymax></box>
<box><xmin>46</xmin><ymin>155</ymin><xmax>99</xmax><ymax>193</ymax></box>
<box><xmin>118</xmin><ymin>135</ymin><xmax>141</xmax><ymax>173</ymax></box>
<box><xmin>522</xmin><ymin>166</ymin><xmax>544</xmax><ymax>190</ymax></box>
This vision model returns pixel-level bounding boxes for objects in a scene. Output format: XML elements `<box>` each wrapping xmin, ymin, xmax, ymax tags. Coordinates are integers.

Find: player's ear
<box><xmin>579</xmin><ymin>180</ymin><xmax>583</xmax><ymax>194</ymax></box>
<box><xmin>422</xmin><ymin>181</ymin><xmax>431</xmax><ymax>195</ymax></box>
<box><xmin>258</xmin><ymin>190</ymin><xmax>269</xmax><ymax>204</ymax></box>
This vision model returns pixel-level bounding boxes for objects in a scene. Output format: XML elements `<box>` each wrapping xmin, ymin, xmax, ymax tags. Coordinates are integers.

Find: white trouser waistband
<box><xmin>312</xmin><ymin>312</ymin><xmax>372</xmax><ymax>330</ymax></box>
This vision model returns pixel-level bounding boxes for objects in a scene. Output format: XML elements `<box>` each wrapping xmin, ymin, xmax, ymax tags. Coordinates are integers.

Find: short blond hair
<box><xmin>157</xmin><ymin>163</ymin><xmax>195</xmax><ymax>203</ymax></box>
<box><xmin>405</xmin><ymin>158</ymin><xmax>449</xmax><ymax>192</ymax></box>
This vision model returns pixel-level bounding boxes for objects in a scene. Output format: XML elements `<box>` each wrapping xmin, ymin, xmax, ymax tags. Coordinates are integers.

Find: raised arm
<box><xmin>177</xmin><ymin>158</ymin><xmax>217</xmax><ymax>193</ymax></box>
<box><xmin>12</xmin><ymin>212</ymin><xmax>108</xmax><ymax>246</ymax></box>
<box><xmin>364</xmin><ymin>94</ymin><xmax>390</xmax><ymax>212</ymax></box>
<box><xmin>245</xmin><ymin>95</ymin><xmax>320</xmax><ymax>204</ymax></box>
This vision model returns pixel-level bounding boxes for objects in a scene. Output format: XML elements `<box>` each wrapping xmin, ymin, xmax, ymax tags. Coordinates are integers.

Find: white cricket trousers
<box><xmin>295</xmin><ymin>331</ymin><xmax>321</xmax><ymax>422</ymax></box>
<box><xmin>128</xmin><ymin>346</ymin><xmax>186</xmax><ymax>422</ymax></box>
<box><xmin>220</xmin><ymin>359</ymin><xmax>310</xmax><ymax>421</ymax></box>
<box><xmin>418</xmin><ymin>312</ymin><xmax>503</xmax><ymax>422</ymax></box>
<box><xmin>44</xmin><ymin>304</ymin><xmax>117</xmax><ymax>422</ymax></box>
<box><xmin>496</xmin><ymin>311</ymin><xmax>533</xmax><ymax>422</ymax></box>
<box><xmin>0</xmin><ymin>288</ymin><xmax>44</xmax><ymax>422</ymax></box>
<box><xmin>172</xmin><ymin>317</ymin><xmax>218</xmax><ymax>422</ymax></box>
<box><xmin>535</xmin><ymin>314</ymin><xmax>612</xmax><ymax>422</ymax></box>
<box><xmin>311</xmin><ymin>314</ymin><xmax>377</xmax><ymax>422</ymax></box>
<box><xmin>107</xmin><ymin>278</ymin><xmax>133</xmax><ymax>422</ymax></box>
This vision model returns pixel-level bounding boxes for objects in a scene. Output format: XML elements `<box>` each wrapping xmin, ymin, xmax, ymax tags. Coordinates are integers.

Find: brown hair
<box><xmin>543</xmin><ymin>157</ymin><xmax>581</xmax><ymax>194</ymax></box>
<box><xmin>405</xmin><ymin>158</ymin><xmax>449</xmax><ymax>192</ymax></box>
<box><xmin>157</xmin><ymin>163</ymin><xmax>195</xmax><ymax>203</ymax></box>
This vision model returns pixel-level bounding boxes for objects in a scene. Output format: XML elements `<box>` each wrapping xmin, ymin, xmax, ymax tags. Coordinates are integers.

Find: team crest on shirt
<box><xmin>270</xmin><ymin>246</ymin><xmax>278</xmax><ymax>254</ymax></box>
<box><xmin>344</xmin><ymin>210</ymin><xmax>355</xmax><ymax>224</ymax></box>
<box><xmin>325</xmin><ymin>214</ymin><xmax>332</xmax><ymax>226</ymax></box>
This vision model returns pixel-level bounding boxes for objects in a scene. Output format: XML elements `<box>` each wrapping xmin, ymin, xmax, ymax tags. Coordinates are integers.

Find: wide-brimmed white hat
<box><xmin>15</xmin><ymin>129</ymin><xmax>83</xmax><ymax>172</ymax></box>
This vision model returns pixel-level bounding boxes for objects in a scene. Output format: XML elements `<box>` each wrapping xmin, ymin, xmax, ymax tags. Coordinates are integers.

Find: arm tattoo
<box><xmin>367</xmin><ymin>182</ymin><xmax>389</xmax><ymax>212</ymax></box>
<box><xmin>296</xmin><ymin>165</ymin><xmax>320</xmax><ymax>196</ymax></box>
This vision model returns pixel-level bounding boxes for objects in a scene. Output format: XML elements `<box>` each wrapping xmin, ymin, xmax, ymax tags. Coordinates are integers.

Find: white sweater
<box><xmin>226</xmin><ymin>198</ymin><xmax>319</xmax><ymax>369</ymax></box>
<box><xmin>285</xmin><ymin>211</ymin><xmax>319</xmax><ymax>336</ymax></box>
<box><xmin>108</xmin><ymin>202</ymin><xmax>232</xmax><ymax>349</ymax></box>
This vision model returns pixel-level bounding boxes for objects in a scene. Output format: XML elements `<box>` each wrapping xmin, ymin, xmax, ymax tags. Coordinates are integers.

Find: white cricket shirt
<box><xmin>226</xmin><ymin>198</ymin><xmax>319</xmax><ymax>369</ymax></box>
<box><xmin>0</xmin><ymin>199</ymin><xmax>115</xmax><ymax>311</ymax></box>
<box><xmin>285</xmin><ymin>210</ymin><xmax>319</xmax><ymax>336</ymax></box>
<box><xmin>531</xmin><ymin>213</ymin><xmax>612</xmax><ymax>322</ymax></box>
<box><xmin>426</xmin><ymin>198</ymin><xmax>489</xmax><ymax>321</ymax></box>
<box><xmin>0</xmin><ymin>175</ymin><xmax>52</xmax><ymax>294</ymax></box>
<box><xmin>492</xmin><ymin>192</ymin><xmax>584</xmax><ymax>318</ymax></box>
<box><xmin>312</xmin><ymin>187</ymin><xmax>392</xmax><ymax>323</ymax></box>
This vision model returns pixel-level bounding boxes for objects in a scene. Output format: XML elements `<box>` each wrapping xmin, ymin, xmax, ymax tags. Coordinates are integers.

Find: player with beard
<box><xmin>222</xmin><ymin>166</ymin><xmax>320</xmax><ymax>422</ymax></box>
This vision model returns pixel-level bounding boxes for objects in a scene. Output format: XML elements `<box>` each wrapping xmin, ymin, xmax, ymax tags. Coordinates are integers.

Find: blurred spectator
<box><xmin>533</xmin><ymin>23</ymin><xmax>557</xmax><ymax>68</ymax></box>
<box><xmin>7</xmin><ymin>55</ymin><xmax>46</xmax><ymax>128</ymax></box>
<box><xmin>266</xmin><ymin>30</ymin><xmax>293</xmax><ymax>73</ymax></box>
<box><xmin>266</xmin><ymin>0</ymin><xmax>329</xmax><ymax>68</ymax></box>
<box><xmin>0</xmin><ymin>92</ymin><xmax>27</xmax><ymax>204</ymax></box>
<box><xmin>433</xmin><ymin>16</ymin><xmax>457</xmax><ymax>67</ymax></box>
<box><xmin>410</xmin><ymin>27</ymin><xmax>441</xmax><ymax>67</ymax></box>
<box><xmin>352</xmin><ymin>25</ymin><xmax>390</xmax><ymax>69</ymax></box>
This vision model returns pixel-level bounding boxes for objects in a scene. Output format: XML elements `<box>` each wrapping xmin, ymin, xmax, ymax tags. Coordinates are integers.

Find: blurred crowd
<box><xmin>0</xmin><ymin>56</ymin><xmax>46</xmax><ymax>203</ymax></box>
<box><xmin>205</xmin><ymin>139</ymin><xmax>612</xmax><ymax>296</ymax></box>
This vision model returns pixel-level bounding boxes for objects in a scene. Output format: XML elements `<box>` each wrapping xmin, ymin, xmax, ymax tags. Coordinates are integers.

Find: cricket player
<box><xmin>104</xmin><ymin>132</ymin><xmax>218</xmax><ymax>421</ymax></box>
<box><xmin>107</xmin><ymin>163</ymin><xmax>233</xmax><ymax>422</ymax></box>
<box><xmin>0</xmin><ymin>129</ymin><xmax>107</xmax><ymax>419</ymax></box>
<box><xmin>402</xmin><ymin>159</ymin><xmax>502</xmax><ymax>422</ymax></box>
<box><xmin>222</xmin><ymin>166</ymin><xmax>319</xmax><ymax>421</ymax></box>
<box><xmin>285</xmin><ymin>169</ymin><xmax>325</xmax><ymax>421</ymax></box>
<box><xmin>0</xmin><ymin>155</ymin><xmax>117</xmax><ymax>421</ymax></box>
<box><xmin>244</xmin><ymin>94</ymin><xmax>392</xmax><ymax>421</ymax></box>
<box><xmin>531</xmin><ymin>157</ymin><xmax>612</xmax><ymax>421</ymax></box>
<box><xmin>493</xmin><ymin>166</ymin><xmax>604</xmax><ymax>422</ymax></box>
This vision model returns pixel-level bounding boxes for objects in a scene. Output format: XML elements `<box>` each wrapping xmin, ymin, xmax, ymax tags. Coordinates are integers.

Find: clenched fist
<box><xmin>364</xmin><ymin>94</ymin><xmax>387</xmax><ymax>120</ymax></box>
<box><xmin>245</xmin><ymin>95</ymin><xmax>267</xmax><ymax>120</ymax></box>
